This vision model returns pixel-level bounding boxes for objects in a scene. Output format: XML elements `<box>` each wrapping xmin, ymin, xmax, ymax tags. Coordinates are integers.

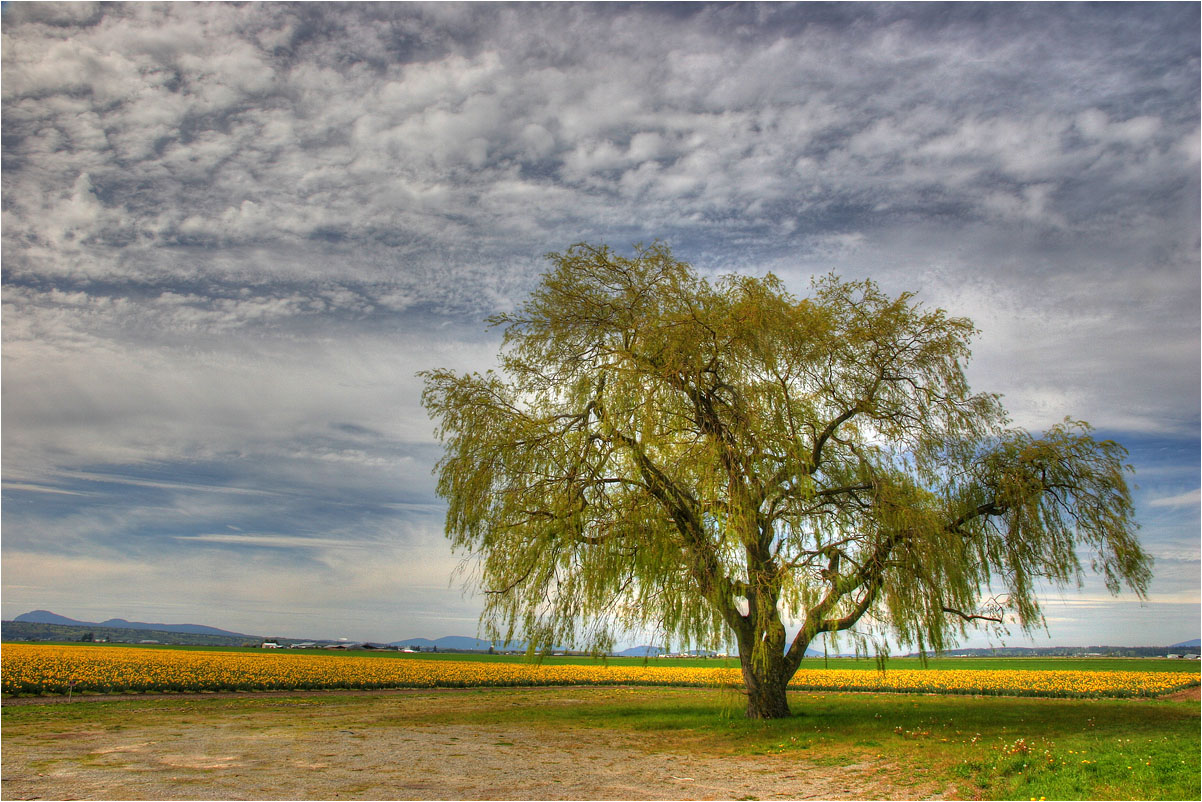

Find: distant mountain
<box><xmin>3</xmin><ymin>620</ymin><xmax>254</xmax><ymax>647</ymax></box>
<box><xmin>13</xmin><ymin>610</ymin><xmax>255</xmax><ymax>640</ymax></box>
<box><xmin>1170</xmin><ymin>638</ymin><xmax>1201</xmax><ymax>649</ymax></box>
<box><xmin>98</xmin><ymin>618</ymin><xmax>252</xmax><ymax>638</ymax></box>
<box><xmin>13</xmin><ymin>610</ymin><xmax>82</xmax><ymax>626</ymax></box>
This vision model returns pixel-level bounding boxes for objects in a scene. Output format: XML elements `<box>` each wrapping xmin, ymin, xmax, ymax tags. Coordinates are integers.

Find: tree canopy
<box><xmin>420</xmin><ymin>243</ymin><xmax>1150</xmax><ymax>718</ymax></box>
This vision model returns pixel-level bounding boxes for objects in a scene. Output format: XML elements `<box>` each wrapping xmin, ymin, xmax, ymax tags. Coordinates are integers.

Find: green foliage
<box><xmin>420</xmin><ymin>242</ymin><xmax>1150</xmax><ymax>715</ymax></box>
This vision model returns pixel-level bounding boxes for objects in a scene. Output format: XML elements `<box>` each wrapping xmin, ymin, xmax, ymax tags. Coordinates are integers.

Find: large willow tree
<box><xmin>421</xmin><ymin>243</ymin><xmax>1150</xmax><ymax>718</ymax></box>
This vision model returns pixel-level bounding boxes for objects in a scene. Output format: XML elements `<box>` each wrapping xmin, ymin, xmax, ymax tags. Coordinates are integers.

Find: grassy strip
<box><xmin>3</xmin><ymin>685</ymin><xmax>1197</xmax><ymax>800</ymax></box>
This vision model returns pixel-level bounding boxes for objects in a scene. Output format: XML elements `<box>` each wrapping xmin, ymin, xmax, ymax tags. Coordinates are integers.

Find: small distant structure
<box><xmin>261</xmin><ymin>639</ymin><xmax>282</xmax><ymax>648</ymax></box>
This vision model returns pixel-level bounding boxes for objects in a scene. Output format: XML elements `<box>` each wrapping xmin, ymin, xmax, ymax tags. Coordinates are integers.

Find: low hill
<box><xmin>14</xmin><ymin>610</ymin><xmax>253</xmax><ymax>639</ymax></box>
<box><xmin>11</xmin><ymin>610</ymin><xmax>82</xmax><ymax>626</ymax></box>
<box><xmin>2</xmin><ymin>620</ymin><xmax>256</xmax><ymax>647</ymax></box>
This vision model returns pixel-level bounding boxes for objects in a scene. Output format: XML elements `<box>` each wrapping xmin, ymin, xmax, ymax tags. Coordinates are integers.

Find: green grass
<box><xmin>415</xmin><ymin>686</ymin><xmax>1199</xmax><ymax>799</ymax></box>
<box><xmin>368</xmin><ymin>686</ymin><xmax>1202</xmax><ymax>799</ymax></box>
<box><xmin>4</xmin><ymin>685</ymin><xmax>1197</xmax><ymax>800</ymax></box>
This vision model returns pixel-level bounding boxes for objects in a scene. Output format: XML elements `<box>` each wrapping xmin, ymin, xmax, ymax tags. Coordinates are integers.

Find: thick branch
<box><xmin>819</xmin><ymin>574</ymin><xmax>884</xmax><ymax>633</ymax></box>
<box><xmin>808</xmin><ymin>404</ymin><xmax>860</xmax><ymax>474</ymax></box>
<box><xmin>783</xmin><ymin>530</ymin><xmax>903</xmax><ymax>672</ymax></box>
<box><xmin>947</xmin><ymin>500</ymin><xmax>1008</xmax><ymax>534</ymax></box>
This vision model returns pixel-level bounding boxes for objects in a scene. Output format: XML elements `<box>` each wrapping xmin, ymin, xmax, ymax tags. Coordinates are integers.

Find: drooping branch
<box><xmin>593</xmin><ymin>395</ymin><xmax>750</xmax><ymax>638</ymax></box>
<box><xmin>941</xmin><ymin>606</ymin><xmax>1003</xmax><ymax>624</ymax></box>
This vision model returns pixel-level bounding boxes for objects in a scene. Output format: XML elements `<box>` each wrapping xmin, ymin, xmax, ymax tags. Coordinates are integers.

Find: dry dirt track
<box><xmin>0</xmin><ymin>689</ymin><xmax>944</xmax><ymax>801</ymax></box>
<box><xmin>1</xmin><ymin>721</ymin><xmax>920</xmax><ymax>801</ymax></box>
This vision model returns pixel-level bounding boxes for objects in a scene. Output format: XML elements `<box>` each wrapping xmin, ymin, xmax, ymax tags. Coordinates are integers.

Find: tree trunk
<box><xmin>739</xmin><ymin>649</ymin><xmax>792</xmax><ymax>719</ymax></box>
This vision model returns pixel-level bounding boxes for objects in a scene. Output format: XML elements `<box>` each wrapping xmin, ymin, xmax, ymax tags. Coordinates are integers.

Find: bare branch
<box><xmin>941</xmin><ymin>606</ymin><xmax>1003</xmax><ymax>624</ymax></box>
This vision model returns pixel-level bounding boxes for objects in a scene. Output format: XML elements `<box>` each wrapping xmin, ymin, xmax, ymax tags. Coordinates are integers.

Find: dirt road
<box><xmin>1</xmin><ymin>689</ymin><xmax>936</xmax><ymax>800</ymax></box>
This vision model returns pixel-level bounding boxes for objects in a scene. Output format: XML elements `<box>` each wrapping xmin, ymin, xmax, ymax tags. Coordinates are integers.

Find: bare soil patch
<box><xmin>1162</xmin><ymin>685</ymin><xmax>1201</xmax><ymax>702</ymax></box>
<box><xmin>2</xmin><ymin>722</ymin><xmax>905</xmax><ymax>800</ymax></box>
<box><xmin>1</xmin><ymin>689</ymin><xmax>936</xmax><ymax>801</ymax></box>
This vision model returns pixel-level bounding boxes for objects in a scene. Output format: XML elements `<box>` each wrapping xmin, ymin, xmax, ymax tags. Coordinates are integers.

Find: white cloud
<box><xmin>176</xmin><ymin>534</ymin><xmax>384</xmax><ymax>551</ymax></box>
<box><xmin>2</xmin><ymin>3</ymin><xmax>1196</xmax><ymax>642</ymax></box>
<box><xmin>1149</xmin><ymin>489</ymin><xmax>1202</xmax><ymax>510</ymax></box>
<box><xmin>2</xmin><ymin>295</ymin><xmax>495</xmax><ymax>479</ymax></box>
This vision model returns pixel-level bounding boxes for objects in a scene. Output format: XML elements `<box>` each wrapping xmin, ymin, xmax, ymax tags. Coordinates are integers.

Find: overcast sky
<box><xmin>3</xmin><ymin>2</ymin><xmax>1198</xmax><ymax>649</ymax></box>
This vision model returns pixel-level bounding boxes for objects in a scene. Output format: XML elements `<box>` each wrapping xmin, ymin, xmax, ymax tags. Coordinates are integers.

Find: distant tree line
<box><xmin>929</xmin><ymin>646</ymin><xmax>1188</xmax><ymax>658</ymax></box>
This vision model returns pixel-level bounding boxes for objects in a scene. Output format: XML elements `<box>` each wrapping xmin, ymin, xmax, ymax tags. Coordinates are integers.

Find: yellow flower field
<box><xmin>2</xmin><ymin>644</ymin><xmax>1197</xmax><ymax>699</ymax></box>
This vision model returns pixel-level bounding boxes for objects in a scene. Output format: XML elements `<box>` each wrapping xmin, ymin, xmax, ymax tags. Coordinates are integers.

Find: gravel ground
<box><xmin>1</xmin><ymin>721</ymin><xmax>919</xmax><ymax>800</ymax></box>
<box><xmin>1</xmin><ymin>689</ymin><xmax>938</xmax><ymax>800</ymax></box>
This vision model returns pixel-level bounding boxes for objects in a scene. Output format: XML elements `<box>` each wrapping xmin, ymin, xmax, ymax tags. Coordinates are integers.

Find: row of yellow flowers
<box><xmin>1</xmin><ymin>644</ymin><xmax>1196</xmax><ymax>699</ymax></box>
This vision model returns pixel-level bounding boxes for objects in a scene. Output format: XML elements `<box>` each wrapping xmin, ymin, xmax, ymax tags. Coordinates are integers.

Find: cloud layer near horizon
<box><xmin>3</xmin><ymin>3</ymin><xmax>1198</xmax><ymax>644</ymax></box>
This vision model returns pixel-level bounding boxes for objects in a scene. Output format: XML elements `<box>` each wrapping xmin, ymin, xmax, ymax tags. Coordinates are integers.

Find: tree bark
<box><xmin>739</xmin><ymin>648</ymin><xmax>792</xmax><ymax>718</ymax></box>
